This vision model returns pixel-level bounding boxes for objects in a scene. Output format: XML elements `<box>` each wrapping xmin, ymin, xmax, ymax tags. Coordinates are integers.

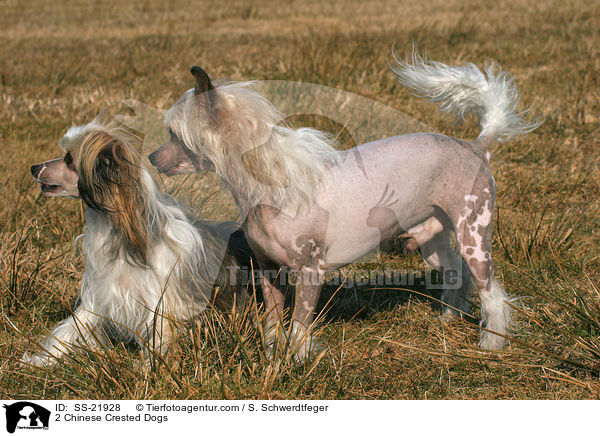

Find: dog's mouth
<box><xmin>38</xmin><ymin>181</ymin><xmax>63</xmax><ymax>195</ymax></box>
<box><xmin>159</xmin><ymin>160</ymin><xmax>195</xmax><ymax>176</ymax></box>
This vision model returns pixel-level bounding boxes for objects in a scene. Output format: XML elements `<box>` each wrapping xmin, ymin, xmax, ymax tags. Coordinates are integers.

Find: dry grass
<box><xmin>1</xmin><ymin>0</ymin><xmax>600</xmax><ymax>399</ymax></box>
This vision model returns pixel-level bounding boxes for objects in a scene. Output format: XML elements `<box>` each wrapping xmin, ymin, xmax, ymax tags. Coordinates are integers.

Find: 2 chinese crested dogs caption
<box><xmin>26</xmin><ymin>51</ymin><xmax>539</xmax><ymax>366</ymax></box>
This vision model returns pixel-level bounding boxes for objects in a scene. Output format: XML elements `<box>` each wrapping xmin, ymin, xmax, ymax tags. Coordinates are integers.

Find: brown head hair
<box><xmin>78</xmin><ymin>128</ymin><xmax>149</xmax><ymax>266</ymax></box>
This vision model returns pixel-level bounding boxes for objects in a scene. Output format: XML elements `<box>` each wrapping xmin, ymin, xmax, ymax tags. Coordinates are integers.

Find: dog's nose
<box><xmin>31</xmin><ymin>163</ymin><xmax>42</xmax><ymax>178</ymax></box>
<box><xmin>148</xmin><ymin>150</ymin><xmax>159</xmax><ymax>167</ymax></box>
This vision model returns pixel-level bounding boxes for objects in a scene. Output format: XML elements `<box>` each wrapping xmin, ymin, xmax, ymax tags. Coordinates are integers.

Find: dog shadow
<box><xmin>317</xmin><ymin>272</ymin><xmax>445</xmax><ymax>324</ymax></box>
<box><xmin>315</xmin><ymin>243</ymin><xmax>475</xmax><ymax>324</ymax></box>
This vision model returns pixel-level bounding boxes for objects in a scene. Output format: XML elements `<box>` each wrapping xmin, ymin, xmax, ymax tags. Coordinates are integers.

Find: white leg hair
<box><xmin>287</xmin><ymin>320</ymin><xmax>324</xmax><ymax>363</ymax></box>
<box><xmin>478</xmin><ymin>277</ymin><xmax>511</xmax><ymax>350</ymax></box>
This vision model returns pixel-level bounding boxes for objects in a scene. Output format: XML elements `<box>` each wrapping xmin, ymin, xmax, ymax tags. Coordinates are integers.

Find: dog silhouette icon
<box><xmin>3</xmin><ymin>402</ymin><xmax>50</xmax><ymax>433</ymax></box>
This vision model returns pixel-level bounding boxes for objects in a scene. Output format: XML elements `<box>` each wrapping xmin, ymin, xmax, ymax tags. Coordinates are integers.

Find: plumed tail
<box><xmin>390</xmin><ymin>51</ymin><xmax>541</xmax><ymax>153</ymax></box>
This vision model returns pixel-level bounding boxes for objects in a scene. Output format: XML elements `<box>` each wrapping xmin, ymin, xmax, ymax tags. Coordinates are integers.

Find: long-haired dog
<box><xmin>25</xmin><ymin>117</ymin><xmax>253</xmax><ymax>366</ymax></box>
<box><xmin>149</xmin><ymin>53</ymin><xmax>539</xmax><ymax>361</ymax></box>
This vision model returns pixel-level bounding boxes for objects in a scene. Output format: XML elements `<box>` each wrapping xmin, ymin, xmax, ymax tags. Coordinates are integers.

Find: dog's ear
<box><xmin>191</xmin><ymin>66</ymin><xmax>214</xmax><ymax>95</ymax></box>
<box><xmin>191</xmin><ymin>66</ymin><xmax>216</xmax><ymax>114</ymax></box>
<box><xmin>78</xmin><ymin>131</ymin><xmax>148</xmax><ymax>266</ymax></box>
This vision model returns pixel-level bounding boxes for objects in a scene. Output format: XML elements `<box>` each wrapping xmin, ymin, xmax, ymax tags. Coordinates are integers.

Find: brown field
<box><xmin>1</xmin><ymin>0</ymin><xmax>599</xmax><ymax>399</ymax></box>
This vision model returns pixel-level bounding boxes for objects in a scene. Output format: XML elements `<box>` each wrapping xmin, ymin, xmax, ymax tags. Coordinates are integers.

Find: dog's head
<box><xmin>149</xmin><ymin>67</ymin><xmax>283</xmax><ymax>179</ymax></box>
<box><xmin>32</xmin><ymin>120</ymin><xmax>148</xmax><ymax>264</ymax></box>
<box><xmin>149</xmin><ymin>67</ymin><xmax>336</xmax><ymax>207</ymax></box>
<box><xmin>30</xmin><ymin>124</ymin><xmax>95</xmax><ymax>197</ymax></box>
<box><xmin>149</xmin><ymin>66</ymin><xmax>217</xmax><ymax>175</ymax></box>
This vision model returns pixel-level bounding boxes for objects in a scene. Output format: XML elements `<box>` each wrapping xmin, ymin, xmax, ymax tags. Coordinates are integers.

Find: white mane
<box><xmin>166</xmin><ymin>81</ymin><xmax>341</xmax><ymax>211</ymax></box>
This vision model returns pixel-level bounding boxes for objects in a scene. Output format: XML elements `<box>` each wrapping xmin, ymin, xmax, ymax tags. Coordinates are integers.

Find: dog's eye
<box><xmin>64</xmin><ymin>152</ymin><xmax>73</xmax><ymax>166</ymax></box>
<box><xmin>169</xmin><ymin>129</ymin><xmax>181</xmax><ymax>143</ymax></box>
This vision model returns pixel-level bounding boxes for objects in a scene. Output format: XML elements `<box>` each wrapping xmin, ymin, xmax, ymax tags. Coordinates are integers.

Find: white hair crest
<box><xmin>166</xmin><ymin>82</ymin><xmax>341</xmax><ymax>211</ymax></box>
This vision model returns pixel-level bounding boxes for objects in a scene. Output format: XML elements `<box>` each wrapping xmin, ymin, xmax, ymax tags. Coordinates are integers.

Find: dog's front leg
<box><xmin>140</xmin><ymin>316</ymin><xmax>178</xmax><ymax>362</ymax></box>
<box><xmin>21</xmin><ymin>306</ymin><xmax>103</xmax><ymax>367</ymax></box>
<box><xmin>288</xmin><ymin>265</ymin><xmax>326</xmax><ymax>363</ymax></box>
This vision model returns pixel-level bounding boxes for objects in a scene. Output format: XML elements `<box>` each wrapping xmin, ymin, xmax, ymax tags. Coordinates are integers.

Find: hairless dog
<box><xmin>149</xmin><ymin>53</ymin><xmax>539</xmax><ymax>361</ymax></box>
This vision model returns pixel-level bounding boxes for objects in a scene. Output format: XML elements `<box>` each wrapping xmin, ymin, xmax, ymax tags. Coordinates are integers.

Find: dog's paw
<box><xmin>263</xmin><ymin>324</ymin><xmax>286</xmax><ymax>357</ymax></box>
<box><xmin>288</xmin><ymin>323</ymin><xmax>326</xmax><ymax>364</ymax></box>
<box><xmin>478</xmin><ymin>330</ymin><xmax>507</xmax><ymax>351</ymax></box>
<box><xmin>441</xmin><ymin>289</ymin><xmax>473</xmax><ymax>320</ymax></box>
<box><xmin>20</xmin><ymin>351</ymin><xmax>57</xmax><ymax>368</ymax></box>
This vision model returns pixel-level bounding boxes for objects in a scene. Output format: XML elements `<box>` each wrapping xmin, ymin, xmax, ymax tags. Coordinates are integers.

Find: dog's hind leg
<box><xmin>402</xmin><ymin>217</ymin><xmax>473</xmax><ymax>317</ymax></box>
<box><xmin>454</xmin><ymin>185</ymin><xmax>511</xmax><ymax>350</ymax></box>
<box><xmin>419</xmin><ymin>230</ymin><xmax>473</xmax><ymax>318</ymax></box>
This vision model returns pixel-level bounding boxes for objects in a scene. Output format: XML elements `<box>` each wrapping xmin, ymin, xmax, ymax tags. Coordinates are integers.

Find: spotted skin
<box><xmin>455</xmin><ymin>173</ymin><xmax>496</xmax><ymax>291</ymax></box>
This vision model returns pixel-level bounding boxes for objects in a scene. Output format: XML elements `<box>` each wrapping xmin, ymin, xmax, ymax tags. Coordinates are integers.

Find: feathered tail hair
<box><xmin>390</xmin><ymin>50</ymin><xmax>541</xmax><ymax>153</ymax></box>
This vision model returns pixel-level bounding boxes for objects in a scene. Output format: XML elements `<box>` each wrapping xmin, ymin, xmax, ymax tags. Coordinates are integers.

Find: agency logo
<box><xmin>3</xmin><ymin>402</ymin><xmax>50</xmax><ymax>434</ymax></box>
